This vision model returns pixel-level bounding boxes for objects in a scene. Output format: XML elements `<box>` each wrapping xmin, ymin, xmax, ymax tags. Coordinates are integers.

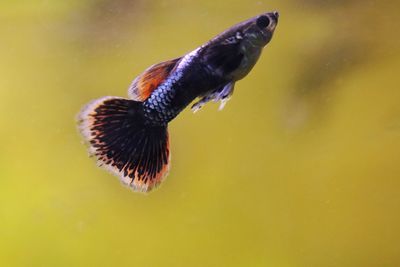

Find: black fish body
<box><xmin>78</xmin><ymin>12</ymin><xmax>279</xmax><ymax>192</ymax></box>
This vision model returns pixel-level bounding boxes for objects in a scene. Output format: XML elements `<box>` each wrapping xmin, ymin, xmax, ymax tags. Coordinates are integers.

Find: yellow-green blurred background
<box><xmin>1</xmin><ymin>1</ymin><xmax>400</xmax><ymax>266</ymax></box>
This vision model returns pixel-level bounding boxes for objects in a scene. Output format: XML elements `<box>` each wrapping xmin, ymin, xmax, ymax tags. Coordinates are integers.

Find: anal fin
<box><xmin>191</xmin><ymin>82</ymin><xmax>235</xmax><ymax>112</ymax></box>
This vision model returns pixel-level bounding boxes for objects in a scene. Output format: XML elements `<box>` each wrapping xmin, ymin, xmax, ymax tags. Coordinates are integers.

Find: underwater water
<box><xmin>1</xmin><ymin>0</ymin><xmax>400</xmax><ymax>266</ymax></box>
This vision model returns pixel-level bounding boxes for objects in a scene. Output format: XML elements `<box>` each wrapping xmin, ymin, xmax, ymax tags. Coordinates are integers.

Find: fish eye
<box><xmin>256</xmin><ymin>16</ymin><xmax>270</xmax><ymax>28</ymax></box>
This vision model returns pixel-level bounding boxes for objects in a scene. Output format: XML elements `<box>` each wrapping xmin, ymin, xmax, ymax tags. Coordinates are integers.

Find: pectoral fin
<box><xmin>202</xmin><ymin>43</ymin><xmax>244</xmax><ymax>77</ymax></box>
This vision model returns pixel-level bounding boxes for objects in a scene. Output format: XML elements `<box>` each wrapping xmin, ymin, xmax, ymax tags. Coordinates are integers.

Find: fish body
<box><xmin>78</xmin><ymin>12</ymin><xmax>279</xmax><ymax>192</ymax></box>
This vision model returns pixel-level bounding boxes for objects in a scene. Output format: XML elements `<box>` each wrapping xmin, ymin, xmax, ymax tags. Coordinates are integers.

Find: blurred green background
<box><xmin>1</xmin><ymin>1</ymin><xmax>400</xmax><ymax>266</ymax></box>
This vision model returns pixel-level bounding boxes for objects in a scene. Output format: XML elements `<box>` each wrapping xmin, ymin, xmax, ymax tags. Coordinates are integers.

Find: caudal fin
<box><xmin>78</xmin><ymin>96</ymin><xmax>170</xmax><ymax>192</ymax></box>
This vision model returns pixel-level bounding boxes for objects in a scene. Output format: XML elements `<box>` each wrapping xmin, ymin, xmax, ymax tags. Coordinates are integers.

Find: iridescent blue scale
<box><xmin>143</xmin><ymin>48</ymin><xmax>201</xmax><ymax>123</ymax></box>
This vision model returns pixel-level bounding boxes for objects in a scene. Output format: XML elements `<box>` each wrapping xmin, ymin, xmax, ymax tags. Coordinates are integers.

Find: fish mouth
<box><xmin>267</xmin><ymin>11</ymin><xmax>279</xmax><ymax>31</ymax></box>
<box><xmin>272</xmin><ymin>11</ymin><xmax>279</xmax><ymax>22</ymax></box>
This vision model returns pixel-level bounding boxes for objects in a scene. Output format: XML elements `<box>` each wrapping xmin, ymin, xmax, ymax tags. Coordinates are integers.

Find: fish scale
<box><xmin>143</xmin><ymin>48</ymin><xmax>201</xmax><ymax>123</ymax></box>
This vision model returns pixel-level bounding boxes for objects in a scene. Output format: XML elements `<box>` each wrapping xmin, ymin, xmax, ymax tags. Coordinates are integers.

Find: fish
<box><xmin>78</xmin><ymin>11</ymin><xmax>279</xmax><ymax>192</ymax></box>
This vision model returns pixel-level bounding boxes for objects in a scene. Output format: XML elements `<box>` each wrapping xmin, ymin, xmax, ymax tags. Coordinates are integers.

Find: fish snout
<box><xmin>272</xmin><ymin>11</ymin><xmax>279</xmax><ymax>22</ymax></box>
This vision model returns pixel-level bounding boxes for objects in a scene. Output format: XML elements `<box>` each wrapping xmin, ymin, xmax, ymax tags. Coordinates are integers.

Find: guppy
<box><xmin>79</xmin><ymin>11</ymin><xmax>279</xmax><ymax>192</ymax></box>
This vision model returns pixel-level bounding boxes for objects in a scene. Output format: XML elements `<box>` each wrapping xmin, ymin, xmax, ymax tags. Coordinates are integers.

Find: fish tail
<box><xmin>78</xmin><ymin>96</ymin><xmax>170</xmax><ymax>192</ymax></box>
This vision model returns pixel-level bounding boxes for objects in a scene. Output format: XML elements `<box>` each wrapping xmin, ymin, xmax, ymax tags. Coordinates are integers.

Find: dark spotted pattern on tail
<box><xmin>78</xmin><ymin>96</ymin><xmax>170</xmax><ymax>192</ymax></box>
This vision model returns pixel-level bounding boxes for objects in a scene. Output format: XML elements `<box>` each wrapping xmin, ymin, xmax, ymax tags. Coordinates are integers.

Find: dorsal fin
<box><xmin>128</xmin><ymin>57</ymin><xmax>181</xmax><ymax>101</ymax></box>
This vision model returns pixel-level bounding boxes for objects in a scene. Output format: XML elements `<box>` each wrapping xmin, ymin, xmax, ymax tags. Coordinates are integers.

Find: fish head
<box><xmin>201</xmin><ymin>11</ymin><xmax>279</xmax><ymax>81</ymax></box>
<box><xmin>239</xmin><ymin>11</ymin><xmax>279</xmax><ymax>47</ymax></box>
